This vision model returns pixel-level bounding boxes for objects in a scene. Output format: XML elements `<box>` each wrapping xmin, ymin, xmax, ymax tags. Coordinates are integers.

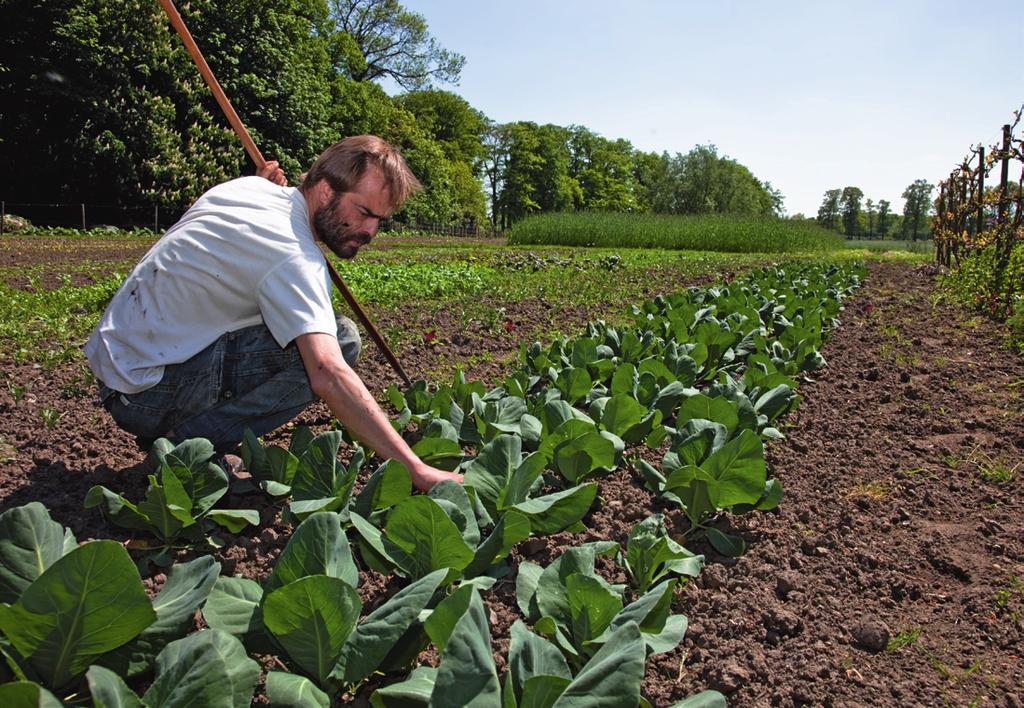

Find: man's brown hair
<box><xmin>300</xmin><ymin>135</ymin><xmax>421</xmax><ymax>207</ymax></box>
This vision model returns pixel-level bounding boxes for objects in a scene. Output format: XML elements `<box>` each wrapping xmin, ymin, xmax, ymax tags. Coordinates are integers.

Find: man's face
<box><xmin>313</xmin><ymin>167</ymin><xmax>393</xmax><ymax>259</ymax></box>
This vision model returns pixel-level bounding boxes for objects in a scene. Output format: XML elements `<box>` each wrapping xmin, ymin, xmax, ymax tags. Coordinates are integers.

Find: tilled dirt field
<box><xmin>0</xmin><ymin>258</ymin><xmax>1021</xmax><ymax>707</ymax></box>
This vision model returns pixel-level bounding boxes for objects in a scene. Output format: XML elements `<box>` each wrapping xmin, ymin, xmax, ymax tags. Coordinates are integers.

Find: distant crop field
<box><xmin>844</xmin><ymin>238</ymin><xmax>934</xmax><ymax>254</ymax></box>
<box><xmin>508</xmin><ymin>212</ymin><xmax>843</xmax><ymax>253</ymax></box>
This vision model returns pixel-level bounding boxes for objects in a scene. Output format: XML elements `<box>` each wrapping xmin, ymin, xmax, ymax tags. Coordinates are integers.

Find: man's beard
<box><xmin>313</xmin><ymin>204</ymin><xmax>371</xmax><ymax>259</ymax></box>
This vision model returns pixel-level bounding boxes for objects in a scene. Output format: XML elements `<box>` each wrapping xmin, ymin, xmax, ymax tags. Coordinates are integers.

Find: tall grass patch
<box><xmin>508</xmin><ymin>212</ymin><xmax>843</xmax><ymax>253</ymax></box>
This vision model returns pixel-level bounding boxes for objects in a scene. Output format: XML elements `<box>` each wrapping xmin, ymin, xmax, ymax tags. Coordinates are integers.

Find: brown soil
<box><xmin>1</xmin><ymin>258</ymin><xmax>1021</xmax><ymax>707</ymax></box>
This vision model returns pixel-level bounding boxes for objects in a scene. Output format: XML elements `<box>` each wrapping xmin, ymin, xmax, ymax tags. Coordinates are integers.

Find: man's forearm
<box><xmin>316</xmin><ymin>364</ymin><xmax>421</xmax><ymax>469</ymax></box>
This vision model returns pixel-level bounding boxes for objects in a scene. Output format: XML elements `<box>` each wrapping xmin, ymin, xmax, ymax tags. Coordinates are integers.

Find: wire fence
<box><xmin>933</xmin><ymin>105</ymin><xmax>1023</xmax><ymax>305</ymax></box>
<box><xmin>0</xmin><ymin>201</ymin><xmax>181</xmax><ymax>233</ymax></box>
<box><xmin>0</xmin><ymin>200</ymin><xmax>504</xmax><ymax>239</ymax></box>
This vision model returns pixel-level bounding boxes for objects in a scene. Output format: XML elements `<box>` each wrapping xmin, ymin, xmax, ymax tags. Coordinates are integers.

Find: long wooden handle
<box><xmin>157</xmin><ymin>0</ymin><xmax>264</xmax><ymax>168</ymax></box>
<box><xmin>156</xmin><ymin>0</ymin><xmax>414</xmax><ymax>387</ymax></box>
<box><xmin>323</xmin><ymin>260</ymin><xmax>412</xmax><ymax>387</ymax></box>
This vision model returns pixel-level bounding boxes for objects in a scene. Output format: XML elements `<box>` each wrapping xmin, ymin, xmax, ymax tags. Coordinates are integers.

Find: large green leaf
<box><xmin>201</xmin><ymin>576</ymin><xmax>265</xmax><ymax>649</ymax></box>
<box><xmin>353</xmin><ymin>461</ymin><xmax>412</xmax><ymax>518</ymax></box>
<box><xmin>0</xmin><ymin>681</ymin><xmax>64</xmax><ymax>707</ymax></box>
<box><xmin>263</xmin><ymin>576</ymin><xmax>361</xmax><ymax>686</ymax></box>
<box><xmin>0</xmin><ymin>503</ymin><xmax>74</xmax><ymax>604</ymax></box>
<box><xmin>701</xmin><ymin>429</ymin><xmax>766</xmax><ymax>508</ymax></box>
<box><xmin>265</xmin><ymin>671</ymin><xmax>330</xmax><ymax>708</ymax></box>
<box><xmin>137</xmin><ymin>469</ymin><xmax>195</xmax><ymax>541</ymax></box>
<box><xmin>350</xmin><ymin>512</ymin><xmax>402</xmax><ymax>575</ymax></box>
<box><xmin>497</xmin><ymin>452</ymin><xmax>548</xmax><ymax>510</ymax></box>
<box><xmin>667</xmin><ymin>690</ymin><xmax>727</xmax><ymax>708</ymax></box>
<box><xmin>290</xmin><ymin>433</ymin><xmax>359</xmax><ymax>518</ymax></box>
<box><xmin>429</xmin><ymin>480</ymin><xmax>480</xmax><ymax>547</ymax></box>
<box><xmin>423</xmin><ymin>584</ymin><xmax>474</xmax><ymax>653</ymax></box>
<box><xmin>205</xmin><ymin>509</ymin><xmax>259</xmax><ymax>533</ymax></box>
<box><xmin>510</xmin><ymin>484</ymin><xmax>597</xmax><ymax>535</ymax></box>
<box><xmin>521</xmin><ymin>675</ymin><xmax>571</xmax><ymax>708</ymax></box>
<box><xmin>86</xmin><ymin>665</ymin><xmax>144</xmax><ymax>707</ymax></box>
<box><xmin>141</xmin><ymin>630</ymin><xmax>259</xmax><ymax>708</ymax></box>
<box><xmin>566</xmin><ymin>575</ymin><xmax>622</xmax><ymax>646</ymax></box>
<box><xmin>100</xmin><ymin>555</ymin><xmax>220</xmax><ymax>678</ymax></box>
<box><xmin>83</xmin><ymin>486</ymin><xmax>155</xmax><ymax>534</ymax></box>
<box><xmin>383</xmin><ymin>497</ymin><xmax>474</xmax><ymax>580</ymax></box>
<box><xmin>334</xmin><ymin>569</ymin><xmax>447</xmax><ymax>686</ymax></box>
<box><xmin>552</xmin><ymin>427</ymin><xmax>616</xmax><ymax>483</ymax></box>
<box><xmin>0</xmin><ymin>541</ymin><xmax>155</xmax><ymax>690</ymax></box>
<box><xmin>676</xmin><ymin>394</ymin><xmax>739</xmax><ymax>432</ymax></box>
<box><xmin>530</xmin><ymin>543</ymin><xmax>621</xmax><ymax>633</ymax></box>
<box><xmin>552</xmin><ymin>622</ymin><xmax>645</xmax><ymax>707</ymax></box>
<box><xmin>265</xmin><ymin>512</ymin><xmax>359</xmax><ymax>592</ymax></box>
<box><xmin>555</xmin><ymin>367</ymin><xmax>592</xmax><ymax>405</ymax></box>
<box><xmin>428</xmin><ymin>590</ymin><xmax>500</xmax><ymax>708</ymax></box>
<box><xmin>596</xmin><ymin>395</ymin><xmax>646</xmax><ymax>438</ymax></box>
<box><xmin>370</xmin><ymin>666</ymin><xmax>436</xmax><ymax>707</ymax></box>
<box><xmin>506</xmin><ymin>621</ymin><xmax>571</xmax><ymax>702</ymax></box>
<box><xmin>412</xmin><ymin>437</ymin><xmax>464</xmax><ymax>471</ymax></box>
<box><xmin>464</xmin><ymin>435</ymin><xmax>522</xmax><ymax>517</ymax></box>
<box><xmin>463</xmin><ymin>511</ymin><xmax>531</xmax><ymax>579</ymax></box>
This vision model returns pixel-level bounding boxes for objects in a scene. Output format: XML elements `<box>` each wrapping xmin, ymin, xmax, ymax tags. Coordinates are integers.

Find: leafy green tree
<box><xmin>396</xmin><ymin>90</ymin><xmax>488</xmax><ymax>167</ymax></box>
<box><xmin>567</xmin><ymin>127</ymin><xmax>640</xmax><ymax>212</ymax></box>
<box><xmin>865</xmin><ymin>199</ymin><xmax>876</xmax><ymax>237</ymax></box>
<box><xmin>328</xmin><ymin>0</ymin><xmax>464</xmax><ymax>90</ymax></box>
<box><xmin>840</xmin><ymin>186</ymin><xmax>864</xmax><ymax>236</ymax></box>
<box><xmin>901</xmin><ymin>179</ymin><xmax>935</xmax><ymax>241</ymax></box>
<box><xmin>482</xmin><ymin>122</ymin><xmax>511</xmax><ymax>230</ymax></box>
<box><xmin>632</xmin><ymin>151</ymin><xmax>673</xmax><ymax>213</ymax></box>
<box><xmin>669</xmin><ymin>145</ymin><xmax>778</xmax><ymax>217</ymax></box>
<box><xmin>0</xmin><ymin>0</ymin><xmax>337</xmax><ymax>212</ymax></box>
<box><xmin>877</xmin><ymin>199</ymin><xmax>891</xmax><ymax>236</ymax></box>
<box><xmin>395</xmin><ymin>89</ymin><xmax>488</xmax><ymax>222</ymax></box>
<box><xmin>817</xmin><ymin>189</ymin><xmax>841</xmax><ymax>231</ymax></box>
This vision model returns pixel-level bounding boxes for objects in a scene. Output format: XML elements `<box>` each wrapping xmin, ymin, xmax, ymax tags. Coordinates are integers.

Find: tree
<box><xmin>817</xmin><ymin>189</ymin><xmax>842</xmax><ymax>231</ymax></box>
<box><xmin>901</xmin><ymin>179</ymin><xmax>935</xmax><ymax>241</ymax></box>
<box><xmin>567</xmin><ymin>126</ymin><xmax>640</xmax><ymax>212</ymax></box>
<box><xmin>395</xmin><ymin>89</ymin><xmax>489</xmax><ymax>222</ymax></box>
<box><xmin>328</xmin><ymin>0</ymin><xmax>464</xmax><ymax>90</ymax></box>
<box><xmin>865</xmin><ymin>199</ymin><xmax>876</xmax><ymax>237</ymax></box>
<box><xmin>0</xmin><ymin>0</ymin><xmax>338</xmax><ymax>212</ymax></box>
<box><xmin>840</xmin><ymin>186</ymin><xmax>864</xmax><ymax>236</ymax></box>
<box><xmin>877</xmin><ymin>199</ymin><xmax>891</xmax><ymax>236</ymax></box>
<box><xmin>632</xmin><ymin>151</ymin><xmax>674</xmax><ymax>214</ymax></box>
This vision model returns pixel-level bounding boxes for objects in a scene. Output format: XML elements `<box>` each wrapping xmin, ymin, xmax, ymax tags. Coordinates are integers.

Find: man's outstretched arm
<box><xmin>295</xmin><ymin>332</ymin><xmax>463</xmax><ymax>491</ymax></box>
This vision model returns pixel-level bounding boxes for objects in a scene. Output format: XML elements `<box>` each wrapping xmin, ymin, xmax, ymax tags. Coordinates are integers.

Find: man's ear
<box><xmin>311</xmin><ymin>179</ymin><xmax>336</xmax><ymax>209</ymax></box>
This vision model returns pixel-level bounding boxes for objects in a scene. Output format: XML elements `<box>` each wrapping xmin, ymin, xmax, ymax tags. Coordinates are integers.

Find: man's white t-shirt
<box><xmin>85</xmin><ymin>177</ymin><xmax>337</xmax><ymax>394</ymax></box>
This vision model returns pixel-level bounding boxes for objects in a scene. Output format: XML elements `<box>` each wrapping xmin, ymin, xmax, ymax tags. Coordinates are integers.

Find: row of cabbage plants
<box><xmin>0</xmin><ymin>262</ymin><xmax>864</xmax><ymax>706</ymax></box>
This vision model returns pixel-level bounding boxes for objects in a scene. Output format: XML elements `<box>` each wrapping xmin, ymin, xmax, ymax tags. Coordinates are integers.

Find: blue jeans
<box><xmin>98</xmin><ymin>317</ymin><xmax>361</xmax><ymax>452</ymax></box>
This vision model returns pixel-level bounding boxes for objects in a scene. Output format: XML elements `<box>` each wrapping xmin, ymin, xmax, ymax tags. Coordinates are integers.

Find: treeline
<box><xmin>0</xmin><ymin>0</ymin><xmax>782</xmax><ymax>227</ymax></box>
<box><xmin>814</xmin><ymin>180</ymin><xmax>935</xmax><ymax>240</ymax></box>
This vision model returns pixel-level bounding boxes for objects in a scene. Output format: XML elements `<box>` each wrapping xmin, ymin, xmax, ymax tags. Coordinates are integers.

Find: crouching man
<box><xmin>85</xmin><ymin>135</ymin><xmax>460</xmax><ymax>491</ymax></box>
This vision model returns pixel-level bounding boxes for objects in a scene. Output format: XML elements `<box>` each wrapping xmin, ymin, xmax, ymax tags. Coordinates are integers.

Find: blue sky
<box><xmin>394</xmin><ymin>1</ymin><xmax>1023</xmax><ymax>216</ymax></box>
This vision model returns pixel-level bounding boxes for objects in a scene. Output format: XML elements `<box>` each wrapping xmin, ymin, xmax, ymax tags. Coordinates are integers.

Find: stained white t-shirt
<box><xmin>86</xmin><ymin>177</ymin><xmax>336</xmax><ymax>394</ymax></box>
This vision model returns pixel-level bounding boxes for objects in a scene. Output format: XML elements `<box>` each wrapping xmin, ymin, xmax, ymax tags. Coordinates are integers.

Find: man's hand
<box><xmin>295</xmin><ymin>332</ymin><xmax>465</xmax><ymax>492</ymax></box>
<box><xmin>257</xmin><ymin>160</ymin><xmax>287</xmax><ymax>186</ymax></box>
<box><xmin>408</xmin><ymin>462</ymin><xmax>464</xmax><ymax>492</ymax></box>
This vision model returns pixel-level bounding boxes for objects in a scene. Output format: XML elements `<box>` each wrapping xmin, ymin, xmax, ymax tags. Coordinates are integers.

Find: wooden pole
<box><xmin>999</xmin><ymin>124</ymin><xmax>1011</xmax><ymax>223</ymax></box>
<box><xmin>1</xmin><ymin>200</ymin><xmax>5</xmax><ymax>236</ymax></box>
<box><xmin>977</xmin><ymin>147</ymin><xmax>985</xmax><ymax>235</ymax></box>
<box><xmin>156</xmin><ymin>0</ymin><xmax>264</xmax><ymax>168</ymax></box>
<box><xmin>81</xmin><ymin>203</ymin><xmax>86</xmax><ymax>231</ymax></box>
<box><xmin>156</xmin><ymin>0</ymin><xmax>412</xmax><ymax>386</ymax></box>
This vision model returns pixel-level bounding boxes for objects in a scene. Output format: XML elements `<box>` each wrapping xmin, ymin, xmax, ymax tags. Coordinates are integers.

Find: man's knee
<box><xmin>337</xmin><ymin>315</ymin><xmax>362</xmax><ymax>366</ymax></box>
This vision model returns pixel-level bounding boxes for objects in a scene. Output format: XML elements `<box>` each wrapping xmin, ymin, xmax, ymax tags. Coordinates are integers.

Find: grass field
<box><xmin>507</xmin><ymin>212</ymin><xmax>843</xmax><ymax>253</ymax></box>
